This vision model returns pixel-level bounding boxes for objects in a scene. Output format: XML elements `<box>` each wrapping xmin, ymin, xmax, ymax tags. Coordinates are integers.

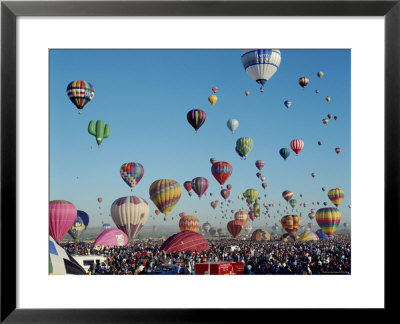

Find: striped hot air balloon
<box><xmin>179</xmin><ymin>215</ymin><xmax>200</xmax><ymax>232</ymax></box>
<box><xmin>66</xmin><ymin>80</ymin><xmax>95</xmax><ymax>113</ymax></box>
<box><xmin>191</xmin><ymin>177</ymin><xmax>209</xmax><ymax>198</ymax></box>
<box><xmin>282</xmin><ymin>190</ymin><xmax>293</xmax><ymax>202</ymax></box>
<box><xmin>255</xmin><ymin>160</ymin><xmax>265</xmax><ymax>170</ymax></box>
<box><xmin>211</xmin><ymin>161</ymin><xmax>232</xmax><ymax>185</ymax></box>
<box><xmin>290</xmin><ymin>139</ymin><xmax>304</xmax><ymax>155</ymax></box>
<box><xmin>280</xmin><ymin>215</ymin><xmax>301</xmax><ymax>235</ymax></box>
<box><xmin>227</xmin><ymin>220</ymin><xmax>243</xmax><ymax>238</ymax></box>
<box><xmin>149</xmin><ymin>179</ymin><xmax>182</xmax><ymax>216</ymax></box>
<box><xmin>187</xmin><ymin>109</ymin><xmax>206</xmax><ymax>133</ymax></box>
<box><xmin>316</xmin><ymin>207</ymin><xmax>341</xmax><ymax>237</ymax></box>
<box><xmin>49</xmin><ymin>200</ymin><xmax>77</xmax><ymax>242</ymax></box>
<box><xmin>298</xmin><ymin>77</ymin><xmax>309</xmax><ymax>88</ymax></box>
<box><xmin>328</xmin><ymin>188</ymin><xmax>344</xmax><ymax>207</ymax></box>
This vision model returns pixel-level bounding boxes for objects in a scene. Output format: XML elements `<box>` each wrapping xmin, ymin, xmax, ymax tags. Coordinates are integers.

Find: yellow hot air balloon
<box><xmin>316</xmin><ymin>207</ymin><xmax>341</xmax><ymax>237</ymax></box>
<box><xmin>208</xmin><ymin>94</ymin><xmax>218</xmax><ymax>106</ymax></box>
<box><xmin>328</xmin><ymin>188</ymin><xmax>344</xmax><ymax>207</ymax></box>
<box><xmin>149</xmin><ymin>179</ymin><xmax>182</xmax><ymax>216</ymax></box>
<box><xmin>280</xmin><ymin>215</ymin><xmax>301</xmax><ymax>235</ymax></box>
<box><xmin>326</xmin><ymin>96</ymin><xmax>331</xmax><ymax>102</ymax></box>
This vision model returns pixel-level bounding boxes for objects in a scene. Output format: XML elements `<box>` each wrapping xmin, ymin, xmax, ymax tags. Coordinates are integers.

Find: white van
<box><xmin>73</xmin><ymin>255</ymin><xmax>108</xmax><ymax>272</ymax></box>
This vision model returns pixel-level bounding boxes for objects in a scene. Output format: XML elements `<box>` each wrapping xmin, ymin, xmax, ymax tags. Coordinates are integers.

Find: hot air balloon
<box><xmin>211</xmin><ymin>200</ymin><xmax>219</xmax><ymax>209</ymax></box>
<box><xmin>209</xmin><ymin>227</ymin><xmax>217</xmax><ymax>236</ymax></box>
<box><xmin>245</xmin><ymin>90</ymin><xmax>250</xmax><ymax>96</ymax></box>
<box><xmin>289</xmin><ymin>199</ymin><xmax>297</xmax><ymax>209</ymax></box>
<box><xmin>155</xmin><ymin>209</ymin><xmax>161</xmax><ymax>216</ymax></box>
<box><xmin>88</xmin><ymin>120</ymin><xmax>110</xmax><ymax>147</ymax></box>
<box><xmin>160</xmin><ymin>231</ymin><xmax>209</xmax><ymax>253</ymax></box>
<box><xmin>308</xmin><ymin>212</ymin><xmax>316</xmax><ymax>220</ymax></box>
<box><xmin>284</xmin><ymin>100</ymin><xmax>292</xmax><ymax>108</ymax></box>
<box><xmin>243</xmin><ymin>189</ymin><xmax>258</xmax><ymax>203</ymax></box>
<box><xmin>66</xmin><ymin>80</ymin><xmax>95</xmax><ymax>114</ymax></box>
<box><xmin>327</xmin><ymin>114</ymin><xmax>332</xmax><ymax>119</ymax></box>
<box><xmin>317</xmin><ymin>71</ymin><xmax>324</xmax><ymax>78</ymax></box>
<box><xmin>255</xmin><ymin>160</ymin><xmax>265</xmax><ymax>170</ymax></box>
<box><xmin>282</xmin><ymin>190</ymin><xmax>293</xmax><ymax>202</ymax></box>
<box><xmin>316</xmin><ymin>207</ymin><xmax>341</xmax><ymax>237</ymax></box>
<box><xmin>120</xmin><ymin>162</ymin><xmax>144</xmax><ymax>191</ymax></box>
<box><xmin>202</xmin><ymin>222</ymin><xmax>211</xmax><ymax>233</ymax></box>
<box><xmin>236</xmin><ymin>137</ymin><xmax>254</xmax><ymax>159</ymax></box>
<box><xmin>187</xmin><ymin>109</ymin><xmax>206</xmax><ymax>133</ymax></box>
<box><xmin>298</xmin><ymin>77</ymin><xmax>309</xmax><ymax>88</ymax></box>
<box><xmin>211</xmin><ymin>86</ymin><xmax>218</xmax><ymax>93</ymax></box>
<box><xmin>262</xmin><ymin>182</ymin><xmax>267</xmax><ymax>189</ymax></box>
<box><xmin>248</xmin><ymin>209</ymin><xmax>255</xmax><ymax>221</ymax></box>
<box><xmin>260</xmin><ymin>176</ymin><xmax>266</xmax><ymax>182</ymax></box>
<box><xmin>253</xmin><ymin>202</ymin><xmax>261</xmax><ymax>217</ymax></box>
<box><xmin>93</xmin><ymin>228</ymin><xmax>128</xmax><ymax>247</ymax></box>
<box><xmin>49</xmin><ymin>200</ymin><xmax>77</xmax><ymax>242</ymax></box>
<box><xmin>179</xmin><ymin>215</ymin><xmax>200</xmax><ymax>232</ymax></box>
<box><xmin>290</xmin><ymin>139</ymin><xmax>304</xmax><ymax>155</ymax></box>
<box><xmin>311</xmin><ymin>173</ymin><xmax>316</xmax><ymax>178</ymax></box>
<box><xmin>279</xmin><ymin>148</ymin><xmax>291</xmax><ymax>160</ymax></box>
<box><xmin>241</xmin><ymin>49</ymin><xmax>281</xmax><ymax>91</ymax></box>
<box><xmin>191</xmin><ymin>177</ymin><xmax>209</xmax><ymax>198</ymax></box>
<box><xmin>251</xmin><ymin>229</ymin><xmax>270</xmax><ymax>241</ymax></box>
<box><xmin>179</xmin><ymin>212</ymin><xmax>188</xmax><ymax>218</ymax></box>
<box><xmin>318</xmin><ymin>141</ymin><xmax>322</xmax><ymax>146</ymax></box>
<box><xmin>208</xmin><ymin>95</ymin><xmax>218</xmax><ymax>106</ymax></box>
<box><xmin>211</xmin><ymin>161</ymin><xmax>232</xmax><ymax>185</ymax></box>
<box><xmin>316</xmin><ymin>229</ymin><xmax>329</xmax><ymax>239</ymax></box>
<box><xmin>244</xmin><ymin>224</ymin><xmax>253</xmax><ymax>235</ymax></box>
<box><xmin>328</xmin><ymin>188</ymin><xmax>344</xmax><ymax>207</ymax></box>
<box><xmin>299</xmin><ymin>231</ymin><xmax>319</xmax><ymax>241</ymax></box>
<box><xmin>68</xmin><ymin>210</ymin><xmax>89</xmax><ymax>242</ymax></box>
<box><xmin>234</xmin><ymin>210</ymin><xmax>249</xmax><ymax>225</ymax></box>
<box><xmin>334</xmin><ymin>115</ymin><xmax>338</xmax><ymax>120</ymax></box>
<box><xmin>183</xmin><ymin>181</ymin><xmax>192</xmax><ymax>194</ymax></box>
<box><xmin>326</xmin><ymin>96</ymin><xmax>331</xmax><ymax>102</ymax></box>
<box><xmin>102</xmin><ymin>223</ymin><xmax>112</xmax><ymax>230</ymax></box>
<box><xmin>227</xmin><ymin>220</ymin><xmax>243</xmax><ymax>238</ymax></box>
<box><xmin>210</xmin><ymin>157</ymin><xmax>216</xmax><ymax>164</ymax></box>
<box><xmin>322</xmin><ymin>118</ymin><xmax>329</xmax><ymax>125</ymax></box>
<box><xmin>322</xmin><ymin>187</ymin><xmax>326</xmax><ymax>192</ymax></box>
<box><xmin>335</xmin><ymin>148</ymin><xmax>342</xmax><ymax>154</ymax></box>
<box><xmin>149</xmin><ymin>179</ymin><xmax>182</xmax><ymax>216</ymax></box>
<box><xmin>111</xmin><ymin>196</ymin><xmax>150</xmax><ymax>240</ymax></box>
<box><xmin>280</xmin><ymin>215</ymin><xmax>301</xmax><ymax>235</ymax></box>
<box><xmin>220</xmin><ymin>189</ymin><xmax>230</xmax><ymax>200</ymax></box>
<box><xmin>226</xmin><ymin>119</ymin><xmax>239</xmax><ymax>134</ymax></box>
<box><xmin>315</xmin><ymin>89</ymin><xmax>320</xmax><ymax>94</ymax></box>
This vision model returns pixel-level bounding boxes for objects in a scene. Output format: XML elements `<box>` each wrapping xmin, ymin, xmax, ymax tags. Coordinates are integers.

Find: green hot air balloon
<box><xmin>279</xmin><ymin>148</ymin><xmax>291</xmax><ymax>160</ymax></box>
<box><xmin>243</xmin><ymin>188</ymin><xmax>259</xmax><ymax>203</ymax></box>
<box><xmin>253</xmin><ymin>201</ymin><xmax>261</xmax><ymax>218</ymax></box>
<box><xmin>289</xmin><ymin>199</ymin><xmax>297</xmax><ymax>209</ymax></box>
<box><xmin>88</xmin><ymin>120</ymin><xmax>110</xmax><ymax>147</ymax></box>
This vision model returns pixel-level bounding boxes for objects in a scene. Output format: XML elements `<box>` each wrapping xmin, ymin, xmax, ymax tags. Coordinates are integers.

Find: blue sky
<box><xmin>50</xmin><ymin>49</ymin><xmax>351</xmax><ymax>231</ymax></box>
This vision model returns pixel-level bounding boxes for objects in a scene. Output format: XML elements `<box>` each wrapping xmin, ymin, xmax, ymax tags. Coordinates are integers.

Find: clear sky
<box><xmin>49</xmin><ymin>49</ymin><xmax>351</xmax><ymax>232</ymax></box>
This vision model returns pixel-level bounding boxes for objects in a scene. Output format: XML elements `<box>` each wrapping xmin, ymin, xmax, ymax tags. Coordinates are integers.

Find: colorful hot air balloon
<box><xmin>211</xmin><ymin>200</ymin><xmax>219</xmax><ymax>209</ymax></box>
<box><xmin>251</xmin><ymin>229</ymin><xmax>270</xmax><ymax>241</ymax></box>
<box><xmin>49</xmin><ymin>200</ymin><xmax>77</xmax><ymax>242</ymax></box>
<box><xmin>298</xmin><ymin>77</ymin><xmax>309</xmax><ymax>88</ymax></box>
<box><xmin>241</xmin><ymin>49</ymin><xmax>281</xmax><ymax>91</ymax></box>
<box><xmin>183</xmin><ymin>181</ymin><xmax>192</xmax><ymax>193</ymax></box>
<box><xmin>211</xmin><ymin>86</ymin><xmax>218</xmax><ymax>93</ymax></box>
<box><xmin>245</xmin><ymin>90</ymin><xmax>250</xmax><ymax>96</ymax></box>
<box><xmin>208</xmin><ymin>94</ymin><xmax>218</xmax><ymax>106</ymax></box>
<box><xmin>202</xmin><ymin>222</ymin><xmax>211</xmax><ymax>233</ymax></box>
<box><xmin>210</xmin><ymin>157</ymin><xmax>217</xmax><ymax>164</ymax></box>
<box><xmin>311</xmin><ymin>173</ymin><xmax>316</xmax><ymax>178</ymax></box>
<box><xmin>243</xmin><ymin>189</ymin><xmax>258</xmax><ymax>203</ymax></box>
<box><xmin>308</xmin><ymin>212</ymin><xmax>316</xmax><ymax>220</ymax></box>
<box><xmin>255</xmin><ymin>160</ymin><xmax>265</xmax><ymax>170</ymax></box>
<box><xmin>299</xmin><ymin>231</ymin><xmax>319</xmax><ymax>241</ymax></box>
<box><xmin>191</xmin><ymin>177</ymin><xmax>209</xmax><ymax>198</ymax></box>
<box><xmin>279</xmin><ymin>148</ymin><xmax>291</xmax><ymax>160</ymax></box>
<box><xmin>280</xmin><ymin>215</ymin><xmax>301</xmax><ymax>235</ymax></box>
<box><xmin>262</xmin><ymin>182</ymin><xmax>267</xmax><ymax>189</ymax></box>
<box><xmin>317</xmin><ymin>71</ymin><xmax>324</xmax><ymax>78</ymax></box>
<box><xmin>326</xmin><ymin>96</ymin><xmax>331</xmax><ymax>102</ymax></box>
<box><xmin>149</xmin><ymin>179</ymin><xmax>182</xmax><ymax>216</ymax></box>
<box><xmin>335</xmin><ymin>147</ymin><xmax>342</xmax><ymax>154</ymax></box>
<box><xmin>187</xmin><ymin>109</ymin><xmax>206</xmax><ymax>133</ymax></box>
<box><xmin>88</xmin><ymin>120</ymin><xmax>110</xmax><ymax>147</ymax></box>
<box><xmin>227</xmin><ymin>220</ymin><xmax>243</xmax><ymax>238</ymax></box>
<box><xmin>282</xmin><ymin>190</ymin><xmax>293</xmax><ymax>202</ymax></box>
<box><xmin>227</xmin><ymin>119</ymin><xmax>239</xmax><ymax>134</ymax></box>
<box><xmin>211</xmin><ymin>161</ymin><xmax>232</xmax><ymax>185</ymax></box>
<box><xmin>236</xmin><ymin>137</ymin><xmax>254</xmax><ymax>159</ymax></box>
<box><xmin>234</xmin><ymin>210</ymin><xmax>249</xmax><ymax>225</ymax></box>
<box><xmin>328</xmin><ymin>188</ymin><xmax>344</xmax><ymax>207</ymax></box>
<box><xmin>284</xmin><ymin>100</ymin><xmax>292</xmax><ymax>108</ymax></box>
<box><xmin>316</xmin><ymin>207</ymin><xmax>341</xmax><ymax>237</ymax></box>
<box><xmin>155</xmin><ymin>209</ymin><xmax>161</xmax><ymax>215</ymax></box>
<box><xmin>220</xmin><ymin>189</ymin><xmax>230</xmax><ymax>200</ymax></box>
<box><xmin>244</xmin><ymin>224</ymin><xmax>253</xmax><ymax>235</ymax></box>
<box><xmin>66</xmin><ymin>80</ymin><xmax>94</xmax><ymax>113</ymax></box>
<box><xmin>179</xmin><ymin>215</ymin><xmax>200</xmax><ymax>232</ymax></box>
<box><xmin>110</xmin><ymin>196</ymin><xmax>149</xmax><ymax>240</ymax></box>
<box><xmin>68</xmin><ymin>210</ymin><xmax>89</xmax><ymax>242</ymax></box>
<box><xmin>290</xmin><ymin>139</ymin><xmax>304</xmax><ymax>155</ymax></box>
<box><xmin>322</xmin><ymin>118</ymin><xmax>329</xmax><ymax>125</ymax></box>
<box><xmin>253</xmin><ymin>201</ymin><xmax>261</xmax><ymax>218</ymax></box>
<box><xmin>226</xmin><ymin>184</ymin><xmax>232</xmax><ymax>190</ymax></box>
<box><xmin>120</xmin><ymin>162</ymin><xmax>145</xmax><ymax>190</ymax></box>
<box><xmin>289</xmin><ymin>199</ymin><xmax>297</xmax><ymax>209</ymax></box>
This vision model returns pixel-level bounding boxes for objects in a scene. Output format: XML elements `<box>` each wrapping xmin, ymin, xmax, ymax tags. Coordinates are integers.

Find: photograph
<box><xmin>49</xmin><ymin>49</ymin><xmax>351</xmax><ymax>276</ymax></box>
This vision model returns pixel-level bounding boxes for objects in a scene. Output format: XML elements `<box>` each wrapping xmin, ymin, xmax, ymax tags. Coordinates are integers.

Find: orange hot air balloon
<box><xmin>227</xmin><ymin>220</ymin><xmax>243</xmax><ymax>238</ymax></box>
<box><xmin>179</xmin><ymin>215</ymin><xmax>200</xmax><ymax>232</ymax></box>
<box><xmin>328</xmin><ymin>188</ymin><xmax>344</xmax><ymax>207</ymax></box>
<box><xmin>280</xmin><ymin>215</ymin><xmax>301</xmax><ymax>235</ymax></box>
<box><xmin>234</xmin><ymin>210</ymin><xmax>249</xmax><ymax>225</ymax></box>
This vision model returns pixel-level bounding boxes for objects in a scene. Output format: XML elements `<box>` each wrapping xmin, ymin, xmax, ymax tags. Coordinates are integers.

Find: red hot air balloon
<box><xmin>290</xmin><ymin>139</ymin><xmax>304</xmax><ymax>155</ymax></box>
<box><xmin>183</xmin><ymin>181</ymin><xmax>192</xmax><ymax>193</ymax></box>
<box><xmin>160</xmin><ymin>231</ymin><xmax>209</xmax><ymax>252</ymax></box>
<box><xmin>97</xmin><ymin>197</ymin><xmax>103</xmax><ymax>203</ymax></box>
<box><xmin>255</xmin><ymin>160</ymin><xmax>265</xmax><ymax>170</ymax></box>
<box><xmin>211</xmin><ymin>86</ymin><xmax>218</xmax><ymax>93</ymax></box>
<box><xmin>155</xmin><ymin>209</ymin><xmax>161</xmax><ymax>215</ymax></box>
<box><xmin>211</xmin><ymin>161</ymin><xmax>232</xmax><ymax>185</ymax></box>
<box><xmin>187</xmin><ymin>109</ymin><xmax>207</xmax><ymax>133</ymax></box>
<box><xmin>226</xmin><ymin>184</ymin><xmax>232</xmax><ymax>190</ymax></box>
<box><xmin>49</xmin><ymin>200</ymin><xmax>77</xmax><ymax>242</ymax></box>
<box><xmin>227</xmin><ymin>220</ymin><xmax>243</xmax><ymax>238</ymax></box>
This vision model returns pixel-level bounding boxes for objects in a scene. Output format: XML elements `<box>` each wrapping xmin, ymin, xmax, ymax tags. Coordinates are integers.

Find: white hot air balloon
<box><xmin>110</xmin><ymin>196</ymin><xmax>149</xmax><ymax>241</ymax></box>
<box><xmin>227</xmin><ymin>119</ymin><xmax>239</xmax><ymax>134</ymax></box>
<box><xmin>241</xmin><ymin>49</ymin><xmax>281</xmax><ymax>91</ymax></box>
<box><xmin>244</xmin><ymin>224</ymin><xmax>252</xmax><ymax>235</ymax></box>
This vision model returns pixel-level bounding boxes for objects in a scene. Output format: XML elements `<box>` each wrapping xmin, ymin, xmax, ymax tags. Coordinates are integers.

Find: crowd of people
<box><xmin>61</xmin><ymin>235</ymin><xmax>351</xmax><ymax>275</ymax></box>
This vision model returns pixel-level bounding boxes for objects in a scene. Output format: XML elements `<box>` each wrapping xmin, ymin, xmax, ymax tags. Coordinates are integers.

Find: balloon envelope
<box><xmin>93</xmin><ymin>228</ymin><xmax>128</xmax><ymax>247</ymax></box>
<box><xmin>120</xmin><ymin>162</ymin><xmax>145</xmax><ymax>190</ymax></box>
<box><xmin>211</xmin><ymin>161</ymin><xmax>232</xmax><ymax>185</ymax></box>
<box><xmin>49</xmin><ymin>200</ymin><xmax>77</xmax><ymax>242</ymax></box>
<box><xmin>160</xmin><ymin>231</ymin><xmax>209</xmax><ymax>252</ymax></box>
<box><xmin>251</xmin><ymin>229</ymin><xmax>270</xmax><ymax>241</ymax></box>
<box><xmin>149</xmin><ymin>179</ymin><xmax>182</xmax><ymax>215</ymax></box>
<box><xmin>66</xmin><ymin>80</ymin><xmax>95</xmax><ymax>112</ymax></box>
<box><xmin>227</xmin><ymin>119</ymin><xmax>239</xmax><ymax>134</ymax></box>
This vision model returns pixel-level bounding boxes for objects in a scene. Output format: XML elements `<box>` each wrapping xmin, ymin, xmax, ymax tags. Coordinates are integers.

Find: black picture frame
<box><xmin>1</xmin><ymin>0</ymin><xmax>398</xmax><ymax>322</ymax></box>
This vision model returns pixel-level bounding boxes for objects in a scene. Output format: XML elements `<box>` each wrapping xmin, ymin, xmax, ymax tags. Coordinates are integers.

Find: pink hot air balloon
<box><xmin>211</xmin><ymin>86</ymin><xmax>218</xmax><ymax>93</ymax></box>
<box><xmin>255</xmin><ymin>160</ymin><xmax>265</xmax><ymax>170</ymax></box>
<box><xmin>290</xmin><ymin>139</ymin><xmax>304</xmax><ymax>155</ymax></box>
<box><xmin>93</xmin><ymin>228</ymin><xmax>128</xmax><ymax>247</ymax></box>
<box><xmin>49</xmin><ymin>200</ymin><xmax>77</xmax><ymax>242</ymax></box>
<box><xmin>245</xmin><ymin>90</ymin><xmax>250</xmax><ymax>96</ymax></box>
